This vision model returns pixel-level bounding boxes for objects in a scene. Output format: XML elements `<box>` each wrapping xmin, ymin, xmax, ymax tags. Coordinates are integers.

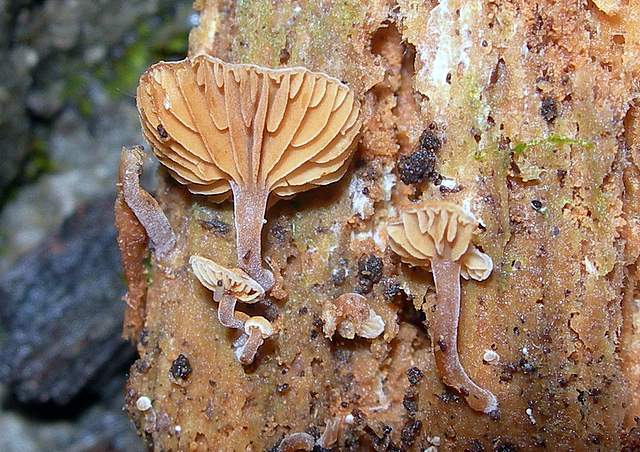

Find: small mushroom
<box><xmin>321</xmin><ymin>293</ymin><xmax>385</xmax><ymax>340</ymax></box>
<box><xmin>190</xmin><ymin>255</ymin><xmax>263</xmax><ymax>331</ymax></box>
<box><xmin>277</xmin><ymin>432</ymin><xmax>316</xmax><ymax>452</ymax></box>
<box><xmin>387</xmin><ymin>201</ymin><xmax>497</xmax><ymax>415</ymax></box>
<box><xmin>237</xmin><ymin>316</ymin><xmax>273</xmax><ymax>365</ymax></box>
<box><xmin>137</xmin><ymin>55</ymin><xmax>361</xmax><ymax>290</ymax></box>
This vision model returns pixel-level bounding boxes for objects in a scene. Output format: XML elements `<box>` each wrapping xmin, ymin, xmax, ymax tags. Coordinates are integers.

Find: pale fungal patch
<box><xmin>584</xmin><ymin>257</ymin><xmax>598</xmax><ymax>275</ymax></box>
<box><xmin>136</xmin><ymin>396</ymin><xmax>152</xmax><ymax>411</ymax></box>
<box><xmin>349</xmin><ymin>176</ymin><xmax>374</xmax><ymax>219</ymax></box>
<box><xmin>322</xmin><ymin>293</ymin><xmax>385</xmax><ymax>340</ymax></box>
<box><xmin>438</xmin><ymin>177</ymin><xmax>458</xmax><ymax>190</ymax></box>
<box><xmin>387</xmin><ymin>201</ymin><xmax>497</xmax><ymax>415</ymax></box>
<box><xmin>483</xmin><ymin>349</ymin><xmax>500</xmax><ymax>364</ymax></box>
<box><xmin>427</xmin><ymin>436</ymin><xmax>441</xmax><ymax>446</ymax></box>
<box><xmin>526</xmin><ymin>407</ymin><xmax>536</xmax><ymax>425</ymax></box>
<box><xmin>137</xmin><ymin>55</ymin><xmax>361</xmax><ymax>290</ymax></box>
<box><xmin>417</xmin><ymin>0</ymin><xmax>482</xmax><ymax>112</ymax></box>
<box><xmin>381</xmin><ymin>171</ymin><xmax>396</xmax><ymax>201</ymax></box>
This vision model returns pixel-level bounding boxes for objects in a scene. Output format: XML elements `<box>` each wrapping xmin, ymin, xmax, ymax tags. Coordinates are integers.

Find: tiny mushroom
<box><xmin>277</xmin><ymin>432</ymin><xmax>316</xmax><ymax>452</ymax></box>
<box><xmin>387</xmin><ymin>201</ymin><xmax>497</xmax><ymax>415</ymax></box>
<box><xmin>137</xmin><ymin>55</ymin><xmax>361</xmax><ymax>291</ymax></box>
<box><xmin>237</xmin><ymin>316</ymin><xmax>273</xmax><ymax>365</ymax></box>
<box><xmin>322</xmin><ymin>292</ymin><xmax>385</xmax><ymax>340</ymax></box>
<box><xmin>190</xmin><ymin>255</ymin><xmax>264</xmax><ymax>331</ymax></box>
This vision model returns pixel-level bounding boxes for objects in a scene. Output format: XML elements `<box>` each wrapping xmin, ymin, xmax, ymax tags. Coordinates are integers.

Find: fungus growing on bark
<box><xmin>190</xmin><ymin>255</ymin><xmax>263</xmax><ymax>331</ymax></box>
<box><xmin>387</xmin><ymin>201</ymin><xmax>497</xmax><ymax>415</ymax></box>
<box><xmin>137</xmin><ymin>55</ymin><xmax>361</xmax><ymax>290</ymax></box>
<box><xmin>237</xmin><ymin>316</ymin><xmax>274</xmax><ymax>365</ymax></box>
<box><xmin>321</xmin><ymin>292</ymin><xmax>385</xmax><ymax>340</ymax></box>
<box><xmin>277</xmin><ymin>432</ymin><xmax>316</xmax><ymax>451</ymax></box>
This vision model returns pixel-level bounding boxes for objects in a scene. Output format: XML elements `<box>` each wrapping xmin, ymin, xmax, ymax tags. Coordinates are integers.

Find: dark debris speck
<box><xmin>400</xmin><ymin>419</ymin><xmax>422</xmax><ymax>446</ymax></box>
<box><xmin>530</xmin><ymin>200</ymin><xmax>543</xmax><ymax>211</ymax></box>
<box><xmin>199</xmin><ymin>217</ymin><xmax>231</xmax><ymax>235</ymax></box>
<box><xmin>540</xmin><ymin>96</ymin><xmax>558</xmax><ymax>123</ymax></box>
<box><xmin>383</xmin><ymin>278</ymin><xmax>403</xmax><ymax>301</ymax></box>
<box><xmin>397</xmin><ymin>149</ymin><xmax>436</xmax><ymax>185</ymax></box>
<box><xmin>355</xmin><ymin>254</ymin><xmax>383</xmax><ymax>294</ymax></box>
<box><xmin>170</xmin><ymin>354</ymin><xmax>192</xmax><ymax>380</ymax></box>
<box><xmin>407</xmin><ymin>367</ymin><xmax>424</xmax><ymax>386</ymax></box>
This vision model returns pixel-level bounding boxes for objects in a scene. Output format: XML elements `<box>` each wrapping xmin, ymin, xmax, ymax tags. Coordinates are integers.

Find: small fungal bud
<box><xmin>321</xmin><ymin>293</ymin><xmax>385</xmax><ymax>340</ymax></box>
<box><xmin>278</xmin><ymin>432</ymin><xmax>316</xmax><ymax>452</ymax></box>
<box><xmin>483</xmin><ymin>350</ymin><xmax>500</xmax><ymax>364</ymax></box>
<box><xmin>238</xmin><ymin>316</ymin><xmax>274</xmax><ymax>365</ymax></box>
<box><xmin>136</xmin><ymin>396</ymin><xmax>152</xmax><ymax>411</ymax></box>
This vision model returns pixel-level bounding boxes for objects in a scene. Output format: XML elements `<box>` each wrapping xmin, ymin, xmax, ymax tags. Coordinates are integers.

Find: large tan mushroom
<box><xmin>137</xmin><ymin>55</ymin><xmax>361</xmax><ymax>290</ymax></box>
<box><xmin>387</xmin><ymin>201</ymin><xmax>497</xmax><ymax>415</ymax></box>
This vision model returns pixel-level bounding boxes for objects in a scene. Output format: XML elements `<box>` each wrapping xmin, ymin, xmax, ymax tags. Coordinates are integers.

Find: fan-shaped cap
<box><xmin>136</xmin><ymin>55</ymin><xmax>361</xmax><ymax>199</ymax></box>
<box><xmin>190</xmin><ymin>255</ymin><xmax>264</xmax><ymax>302</ymax></box>
<box><xmin>387</xmin><ymin>201</ymin><xmax>492</xmax><ymax>280</ymax></box>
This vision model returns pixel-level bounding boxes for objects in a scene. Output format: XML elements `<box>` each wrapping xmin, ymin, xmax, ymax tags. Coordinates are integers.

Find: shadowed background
<box><xmin>0</xmin><ymin>1</ymin><xmax>192</xmax><ymax>450</ymax></box>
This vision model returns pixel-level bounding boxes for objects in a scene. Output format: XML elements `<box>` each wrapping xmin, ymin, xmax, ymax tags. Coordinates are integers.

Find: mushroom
<box><xmin>277</xmin><ymin>432</ymin><xmax>316</xmax><ymax>452</ymax></box>
<box><xmin>137</xmin><ymin>55</ymin><xmax>361</xmax><ymax>290</ymax></box>
<box><xmin>321</xmin><ymin>293</ymin><xmax>385</xmax><ymax>340</ymax></box>
<box><xmin>237</xmin><ymin>316</ymin><xmax>273</xmax><ymax>365</ymax></box>
<box><xmin>190</xmin><ymin>255</ymin><xmax>263</xmax><ymax>331</ymax></box>
<box><xmin>387</xmin><ymin>201</ymin><xmax>497</xmax><ymax>415</ymax></box>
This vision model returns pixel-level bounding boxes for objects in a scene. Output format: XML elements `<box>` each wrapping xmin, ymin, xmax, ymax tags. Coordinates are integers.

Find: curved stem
<box><xmin>239</xmin><ymin>327</ymin><xmax>265</xmax><ymax>365</ymax></box>
<box><xmin>217</xmin><ymin>295</ymin><xmax>245</xmax><ymax>330</ymax></box>
<box><xmin>120</xmin><ymin>146</ymin><xmax>176</xmax><ymax>260</ymax></box>
<box><xmin>431</xmin><ymin>255</ymin><xmax>499</xmax><ymax>415</ymax></box>
<box><xmin>231</xmin><ymin>183</ymin><xmax>274</xmax><ymax>291</ymax></box>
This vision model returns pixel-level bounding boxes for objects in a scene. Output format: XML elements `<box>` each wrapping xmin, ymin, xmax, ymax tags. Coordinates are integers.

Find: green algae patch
<box><xmin>233</xmin><ymin>0</ymin><xmax>290</xmax><ymax>66</ymax></box>
<box><xmin>512</xmin><ymin>134</ymin><xmax>594</xmax><ymax>156</ymax></box>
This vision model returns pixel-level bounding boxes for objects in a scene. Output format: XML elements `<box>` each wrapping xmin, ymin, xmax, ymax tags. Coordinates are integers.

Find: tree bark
<box><xmin>119</xmin><ymin>0</ymin><xmax>640</xmax><ymax>450</ymax></box>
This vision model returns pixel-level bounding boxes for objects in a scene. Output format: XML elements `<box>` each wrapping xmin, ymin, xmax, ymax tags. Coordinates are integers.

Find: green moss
<box><xmin>512</xmin><ymin>134</ymin><xmax>594</xmax><ymax>156</ymax></box>
<box><xmin>143</xmin><ymin>252</ymin><xmax>153</xmax><ymax>286</ymax></box>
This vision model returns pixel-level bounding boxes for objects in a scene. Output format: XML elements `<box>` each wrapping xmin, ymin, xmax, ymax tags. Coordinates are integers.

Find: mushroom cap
<box><xmin>244</xmin><ymin>316</ymin><xmax>273</xmax><ymax>338</ymax></box>
<box><xmin>136</xmin><ymin>55</ymin><xmax>361</xmax><ymax>200</ymax></box>
<box><xmin>190</xmin><ymin>255</ymin><xmax>264</xmax><ymax>302</ymax></box>
<box><xmin>387</xmin><ymin>201</ymin><xmax>493</xmax><ymax>281</ymax></box>
<box><xmin>322</xmin><ymin>293</ymin><xmax>385</xmax><ymax>339</ymax></box>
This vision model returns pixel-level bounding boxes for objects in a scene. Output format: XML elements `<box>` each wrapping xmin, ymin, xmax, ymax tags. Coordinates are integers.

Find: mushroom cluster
<box><xmin>137</xmin><ymin>55</ymin><xmax>361</xmax><ymax>291</ymax></box>
<box><xmin>190</xmin><ymin>255</ymin><xmax>272</xmax><ymax>365</ymax></box>
<box><xmin>321</xmin><ymin>292</ymin><xmax>385</xmax><ymax>340</ymax></box>
<box><xmin>387</xmin><ymin>201</ymin><xmax>497</xmax><ymax>415</ymax></box>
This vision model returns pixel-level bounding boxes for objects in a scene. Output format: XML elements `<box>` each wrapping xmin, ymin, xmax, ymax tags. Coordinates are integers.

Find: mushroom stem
<box><xmin>431</xmin><ymin>255</ymin><xmax>499</xmax><ymax>415</ymax></box>
<box><xmin>231</xmin><ymin>183</ymin><xmax>274</xmax><ymax>291</ymax></box>
<box><xmin>238</xmin><ymin>326</ymin><xmax>265</xmax><ymax>365</ymax></box>
<box><xmin>218</xmin><ymin>295</ymin><xmax>245</xmax><ymax>330</ymax></box>
<box><xmin>120</xmin><ymin>146</ymin><xmax>176</xmax><ymax>260</ymax></box>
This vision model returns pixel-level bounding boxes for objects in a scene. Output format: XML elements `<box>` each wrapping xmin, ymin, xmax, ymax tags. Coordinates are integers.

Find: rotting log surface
<box><xmin>120</xmin><ymin>1</ymin><xmax>640</xmax><ymax>450</ymax></box>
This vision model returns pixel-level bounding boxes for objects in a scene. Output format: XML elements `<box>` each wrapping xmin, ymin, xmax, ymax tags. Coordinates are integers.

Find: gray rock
<box><xmin>0</xmin><ymin>195</ymin><xmax>131</xmax><ymax>405</ymax></box>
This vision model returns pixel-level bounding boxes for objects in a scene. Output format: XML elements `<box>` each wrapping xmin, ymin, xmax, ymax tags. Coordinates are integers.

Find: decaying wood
<box><xmin>118</xmin><ymin>0</ymin><xmax>640</xmax><ymax>450</ymax></box>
